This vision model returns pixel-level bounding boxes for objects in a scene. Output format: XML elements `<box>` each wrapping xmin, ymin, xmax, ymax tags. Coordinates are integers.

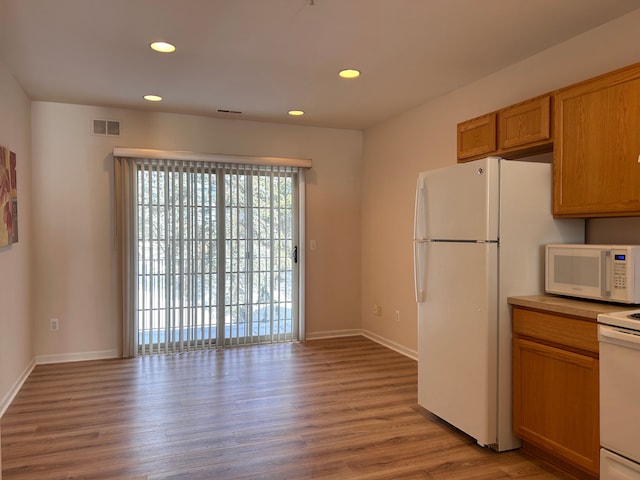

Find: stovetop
<box><xmin>598</xmin><ymin>309</ymin><xmax>640</xmax><ymax>331</ymax></box>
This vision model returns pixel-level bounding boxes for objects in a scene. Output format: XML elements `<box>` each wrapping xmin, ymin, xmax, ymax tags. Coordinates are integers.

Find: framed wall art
<box><xmin>0</xmin><ymin>145</ymin><xmax>17</xmax><ymax>247</ymax></box>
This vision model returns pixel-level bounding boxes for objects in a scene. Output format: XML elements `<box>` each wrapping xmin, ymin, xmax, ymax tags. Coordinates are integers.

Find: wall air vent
<box><xmin>106</xmin><ymin>120</ymin><xmax>120</xmax><ymax>136</ymax></box>
<box><xmin>92</xmin><ymin>119</ymin><xmax>121</xmax><ymax>136</ymax></box>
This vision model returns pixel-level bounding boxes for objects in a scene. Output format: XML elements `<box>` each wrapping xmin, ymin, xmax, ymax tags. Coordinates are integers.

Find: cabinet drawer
<box><xmin>513</xmin><ymin>307</ymin><xmax>598</xmax><ymax>355</ymax></box>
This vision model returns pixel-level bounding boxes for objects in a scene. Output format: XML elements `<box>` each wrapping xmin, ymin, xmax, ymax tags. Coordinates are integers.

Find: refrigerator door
<box><xmin>418</xmin><ymin>240</ymin><xmax>498</xmax><ymax>446</ymax></box>
<box><xmin>416</xmin><ymin>157</ymin><xmax>499</xmax><ymax>241</ymax></box>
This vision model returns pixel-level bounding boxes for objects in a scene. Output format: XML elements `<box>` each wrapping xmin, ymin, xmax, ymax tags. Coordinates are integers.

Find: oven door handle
<box><xmin>599</xmin><ymin>325</ymin><xmax>640</xmax><ymax>349</ymax></box>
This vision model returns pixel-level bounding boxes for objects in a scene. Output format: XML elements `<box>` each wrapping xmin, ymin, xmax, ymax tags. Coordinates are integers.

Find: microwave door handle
<box><xmin>602</xmin><ymin>251</ymin><xmax>612</xmax><ymax>298</ymax></box>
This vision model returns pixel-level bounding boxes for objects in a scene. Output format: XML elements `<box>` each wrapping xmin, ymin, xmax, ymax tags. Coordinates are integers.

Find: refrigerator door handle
<box><xmin>414</xmin><ymin>240</ymin><xmax>427</xmax><ymax>302</ymax></box>
<box><xmin>414</xmin><ymin>175</ymin><xmax>427</xmax><ymax>241</ymax></box>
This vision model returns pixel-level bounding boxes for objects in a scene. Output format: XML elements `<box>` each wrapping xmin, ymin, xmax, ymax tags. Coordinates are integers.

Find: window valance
<box><xmin>113</xmin><ymin>147</ymin><xmax>312</xmax><ymax>169</ymax></box>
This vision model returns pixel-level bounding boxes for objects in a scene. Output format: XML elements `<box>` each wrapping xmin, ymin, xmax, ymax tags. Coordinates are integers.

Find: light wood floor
<box><xmin>2</xmin><ymin>336</ymin><xmax>570</xmax><ymax>479</ymax></box>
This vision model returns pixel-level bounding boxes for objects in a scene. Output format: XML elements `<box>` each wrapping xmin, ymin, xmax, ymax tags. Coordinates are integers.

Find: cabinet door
<box><xmin>554</xmin><ymin>64</ymin><xmax>640</xmax><ymax>217</ymax></box>
<box><xmin>513</xmin><ymin>337</ymin><xmax>600</xmax><ymax>476</ymax></box>
<box><xmin>499</xmin><ymin>95</ymin><xmax>551</xmax><ymax>150</ymax></box>
<box><xmin>457</xmin><ymin>113</ymin><xmax>496</xmax><ymax>161</ymax></box>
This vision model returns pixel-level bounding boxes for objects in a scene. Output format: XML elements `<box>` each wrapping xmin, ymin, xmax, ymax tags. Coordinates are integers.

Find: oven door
<box><xmin>601</xmin><ymin>449</ymin><xmax>640</xmax><ymax>480</ymax></box>
<box><xmin>599</xmin><ymin>324</ymin><xmax>640</xmax><ymax>463</ymax></box>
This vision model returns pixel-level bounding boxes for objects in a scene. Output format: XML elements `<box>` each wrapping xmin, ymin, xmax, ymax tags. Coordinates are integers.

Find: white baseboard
<box><xmin>304</xmin><ymin>329</ymin><xmax>417</xmax><ymax>361</ymax></box>
<box><xmin>361</xmin><ymin>329</ymin><xmax>418</xmax><ymax>360</ymax></box>
<box><xmin>0</xmin><ymin>357</ymin><xmax>36</xmax><ymax>417</ymax></box>
<box><xmin>305</xmin><ymin>329</ymin><xmax>363</xmax><ymax>340</ymax></box>
<box><xmin>1</xmin><ymin>350</ymin><xmax>117</xmax><ymax>417</ymax></box>
<box><xmin>36</xmin><ymin>349</ymin><xmax>119</xmax><ymax>365</ymax></box>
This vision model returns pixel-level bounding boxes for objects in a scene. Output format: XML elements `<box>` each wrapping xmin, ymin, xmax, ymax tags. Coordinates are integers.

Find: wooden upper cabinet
<box><xmin>457</xmin><ymin>96</ymin><xmax>553</xmax><ymax>163</ymax></box>
<box><xmin>457</xmin><ymin>113</ymin><xmax>496</xmax><ymax>161</ymax></box>
<box><xmin>554</xmin><ymin>63</ymin><xmax>640</xmax><ymax>217</ymax></box>
<box><xmin>498</xmin><ymin>95</ymin><xmax>551</xmax><ymax>150</ymax></box>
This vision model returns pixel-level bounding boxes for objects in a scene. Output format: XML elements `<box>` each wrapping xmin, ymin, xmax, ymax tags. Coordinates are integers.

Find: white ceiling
<box><xmin>0</xmin><ymin>0</ymin><xmax>638</xmax><ymax>130</ymax></box>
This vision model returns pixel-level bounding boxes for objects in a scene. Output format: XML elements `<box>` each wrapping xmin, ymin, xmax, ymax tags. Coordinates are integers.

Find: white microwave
<box><xmin>545</xmin><ymin>244</ymin><xmax>640</xmax><ymax>304</ymax></box>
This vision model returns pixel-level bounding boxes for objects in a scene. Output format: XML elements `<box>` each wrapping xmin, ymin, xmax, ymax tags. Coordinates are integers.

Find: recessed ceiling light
<box><xmin>144</xmin><ymin>94</ymin><xmax>163</xmax><ymax>102</ymax></box>
<box><xmin>150</xmin><ymin>41</ymin><xmax>176</xmax><ymax>53</ymax></box>
<box><xmin>339</xmin><ymin>69</ymin><xmax>360</xmax><ymax>79</ymax></box>
<box><xmin>288</xmin><ymin>110</ymin><xmax>305</xmax><ymax>116</ymax></box>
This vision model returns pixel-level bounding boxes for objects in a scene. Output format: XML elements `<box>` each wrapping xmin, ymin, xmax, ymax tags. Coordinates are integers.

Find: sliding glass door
<box><xmin>135</xmin><ymin>160</ymin><xmax>300</xmax><ymax>354</ymax></box>
<box><xmin>224</xmin><ymin>165</ymin><xmax>298</xmax><ymax>345</ymax></box>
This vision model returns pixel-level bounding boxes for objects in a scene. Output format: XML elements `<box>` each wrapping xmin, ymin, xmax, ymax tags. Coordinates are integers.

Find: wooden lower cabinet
<box><xmin>512</xmin><ymin>307</ymin><xmax>600</xmax><ymax>479</ymax></box>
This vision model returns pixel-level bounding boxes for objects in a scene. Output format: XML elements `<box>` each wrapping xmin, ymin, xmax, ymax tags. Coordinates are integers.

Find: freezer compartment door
<box><xmin>416</xmin><ymin>157</ymin><xmax>499</xmax><ymax>241</ymax></box>
<box><xmin>418</xmin><ymin>241</ymin><xmax>498</xmax><ymax>446</ymax></box>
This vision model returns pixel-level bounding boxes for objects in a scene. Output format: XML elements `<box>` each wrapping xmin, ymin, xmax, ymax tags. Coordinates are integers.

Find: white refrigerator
<box><xmin>413</xmin><ymin>156</ymin><xmax>584</xmax><ymax>451</ymax></box>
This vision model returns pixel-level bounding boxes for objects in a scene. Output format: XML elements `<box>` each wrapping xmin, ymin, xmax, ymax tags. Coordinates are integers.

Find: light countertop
<box><xmin>507</xmin><ymin>294</ymin><xmax>634</xmax><ymax>321</ymax></box>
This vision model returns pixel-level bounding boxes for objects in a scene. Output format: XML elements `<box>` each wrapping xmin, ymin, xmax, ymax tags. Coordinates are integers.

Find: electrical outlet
<box><xmin>394</xmin><ymin>310</ymin><xmax>400</xmax><ymax>322</ymax></box>
<box><xmin>50</xmin><ymin>318</ymin><xmax>59</xmax><ymax>332</ymax></box>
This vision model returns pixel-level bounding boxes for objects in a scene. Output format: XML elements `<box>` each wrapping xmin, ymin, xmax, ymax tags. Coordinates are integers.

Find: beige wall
<box><xmin>360</xmin><ymin>9</ymin><xmax>640</xmax><ymax>356</ymax></box>
<box><xmin>31</xmin><ymin>103</ymin><xmax>362</xmax><ymax>360</ymax></box>
<box><xmin>0</xmin><ymin>59</ymin><xmax>32</xmax><ymax>416</ymax></box>
<box><xmin>5</xmin><ymin>5</ymin><xmax>640</xmax><ymax>418</ymax></box>
<box><xmin>0</xmin><ymin>57</ymin><xmax>32</xmax><ymax>478</ymax></box>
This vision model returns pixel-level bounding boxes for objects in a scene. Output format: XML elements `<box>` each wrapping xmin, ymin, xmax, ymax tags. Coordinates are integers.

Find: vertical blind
<box><xmin>115</xmin><ymin>149</ymin><xmax>310</xmax><ymax>357</ymax></box>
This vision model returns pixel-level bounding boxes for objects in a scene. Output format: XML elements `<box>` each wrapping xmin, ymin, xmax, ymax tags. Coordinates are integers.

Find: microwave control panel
<box><xmin>613</xmin><ymin>251</ymin><xmax>628</xmax><ymax>291</ymax></box>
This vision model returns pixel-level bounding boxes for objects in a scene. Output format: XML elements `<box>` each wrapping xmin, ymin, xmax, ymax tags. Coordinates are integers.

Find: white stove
<box><xmin>598</xmin><ymin>310</ymin><xmax>640</xmax><ymax>479</ymax></box>
<box><xmin>598</xmin><ymin>309</ymin><xmax>640</xmax><ymax>330</ymax></box>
